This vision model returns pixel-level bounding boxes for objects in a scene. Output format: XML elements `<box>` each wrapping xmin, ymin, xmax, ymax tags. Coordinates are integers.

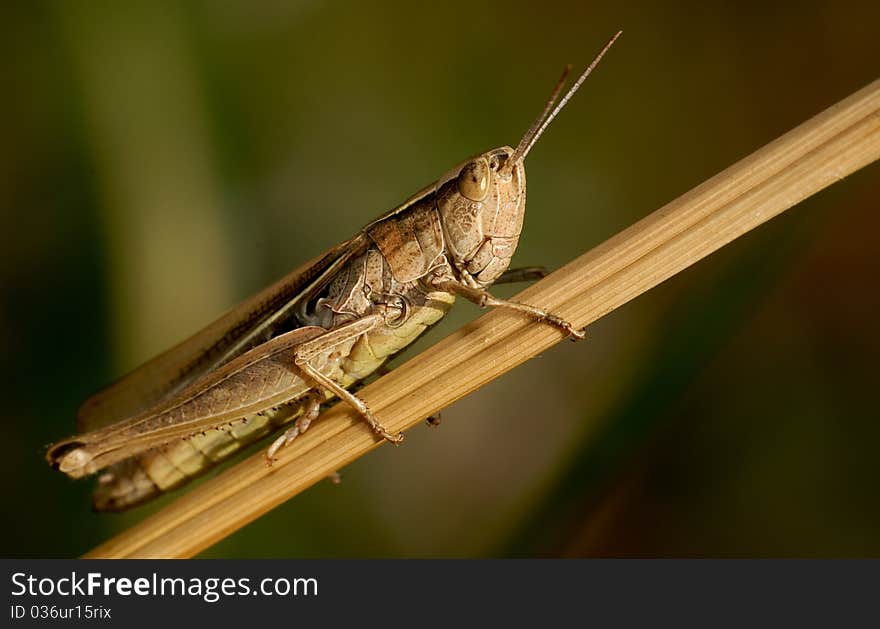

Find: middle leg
<box><xmin>266</xmin><ymin>391</ymin><xmax>323</xmax><ymax>463</ymax></box>
<box><xmin>292</xmin><ymin>314</ymin><xmax>405</xmax><ymax>445</ymax></box>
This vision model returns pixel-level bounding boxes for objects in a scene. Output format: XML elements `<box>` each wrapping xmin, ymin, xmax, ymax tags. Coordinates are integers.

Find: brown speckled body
<box><xmin>47</xmin><ymin>32</ymin><xmax>620</xmax><ymax>512</ymax></box>
<box><xmin>93</xmin><ymin>242</ymin><xmax>456</xmax><ymax>509</ymax></box>
<box><xmin>50</xmin><ymin>148</ymin><xmax>523</xmax><ymax>511</ymax></box>
<box><xmin>91</xmin><ymin>242</ymin><xmax>458</xmax><ymax>509</ymax></box>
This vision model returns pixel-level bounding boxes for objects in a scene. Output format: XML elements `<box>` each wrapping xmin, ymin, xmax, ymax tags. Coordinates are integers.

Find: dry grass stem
<box><xmin>84</xmin><ymin>78</ymin><xmax>880</xmax><ymax>558</ymax></box>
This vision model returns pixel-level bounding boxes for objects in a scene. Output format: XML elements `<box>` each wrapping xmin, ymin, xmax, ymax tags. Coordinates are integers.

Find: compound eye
<box><xmin>457</xmin><ymin>158</ymin><xmax>490</xmax><ymax>201</ymax></box>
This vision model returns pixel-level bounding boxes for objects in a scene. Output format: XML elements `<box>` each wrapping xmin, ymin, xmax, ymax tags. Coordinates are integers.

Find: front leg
<box><xmin>494</xmin><ymin>266</ymin><xmax>548</xmax><ymax>285</ymax></box>
<box><xmin>432</xmin><ymin>274</ymin><xmax>586</xmax><ymax>341</ymax></box>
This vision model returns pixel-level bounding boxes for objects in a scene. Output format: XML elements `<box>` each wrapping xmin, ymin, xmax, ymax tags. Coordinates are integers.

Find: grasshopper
<box><xmin>47</xmin><ymin>32</ymin><xmax>622</xmax><ymax>511</ymax></box>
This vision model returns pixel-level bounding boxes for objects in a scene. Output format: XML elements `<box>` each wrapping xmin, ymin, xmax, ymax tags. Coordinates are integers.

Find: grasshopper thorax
<box><xmin>436</xmin><ymin>147</ymin><xmax>526</xmax><ymax>287</ymax></box>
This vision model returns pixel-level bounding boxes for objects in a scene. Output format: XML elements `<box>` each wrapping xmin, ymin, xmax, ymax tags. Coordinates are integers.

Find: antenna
<box><xmin>505</xmin><ymin>30</ymin><xmax>622</xmax><ymax>171</ymax></box>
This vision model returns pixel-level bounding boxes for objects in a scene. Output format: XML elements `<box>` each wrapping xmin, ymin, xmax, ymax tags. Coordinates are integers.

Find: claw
<box><xmin>568</xmin><ymin>327</ymin><xmax>587</xmax><ymax>342</ymax></box>
<box><xmin>383</xmin><ymin>431</ymin><xmax>405</xmax><ymax>445</ymax></box>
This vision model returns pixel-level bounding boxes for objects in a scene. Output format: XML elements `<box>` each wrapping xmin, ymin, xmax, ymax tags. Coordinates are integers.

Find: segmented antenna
<box><xmin>505</xmin><ymin>30</ymin><xmax>622</xmax><ymax>171</ymax></box>
<box><xmin>506</xmin><ymin>64</ymin><xmax>572</xmax><ymax>170</ymax></box>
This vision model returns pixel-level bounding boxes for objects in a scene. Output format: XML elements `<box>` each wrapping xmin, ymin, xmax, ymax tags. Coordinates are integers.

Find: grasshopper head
<box><xmin>437</xmin><ymin>31</ymin><xmax>621</xmax><ymax>287</ymax></box>
<box><xmin>436</xmin><ymin>147</ymin><xmax>526</xmax><ymax>286</ymax></box>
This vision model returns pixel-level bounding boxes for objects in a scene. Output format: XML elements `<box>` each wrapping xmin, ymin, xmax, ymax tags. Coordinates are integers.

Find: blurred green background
<box><xmin>1</xmin><ymin>0</ymin><xmax>878</xmax><ymax>557</ymax></box>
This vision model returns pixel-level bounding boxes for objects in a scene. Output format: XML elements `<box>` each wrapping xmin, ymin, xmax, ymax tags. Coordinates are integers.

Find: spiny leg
<box><xmin>266</xmin><ymin>391</ymin><xmax>322</xmax><ymax>464</ymax></box>
<box><xmin>293</xmin><ymin>314</ymin><xmax>404</xmax><ymax>445</ymax></box>
<box><xmin>433</xmin><ymin>276</ymin><xmax>586</xmax><ymax>341</ymax></box>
